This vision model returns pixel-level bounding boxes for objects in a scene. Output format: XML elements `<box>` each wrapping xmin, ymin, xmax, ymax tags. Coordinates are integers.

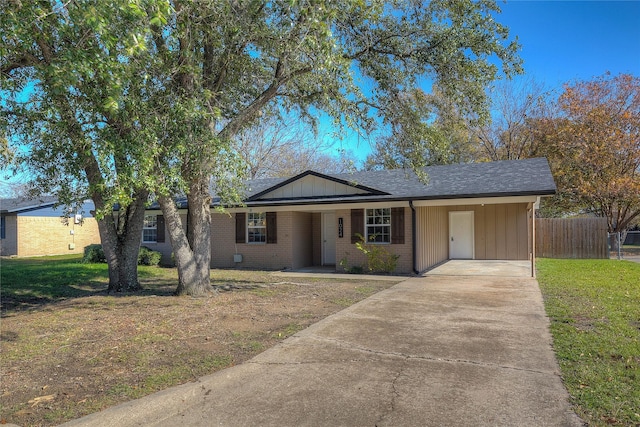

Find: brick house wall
<box><xmin>210</xmin><ymin>211</ymin><xmax>295</xmax><ymax>270</ymax></box>
<box><xmin>9</xmin><ymin>216</ymin><xmax>100</xmax><ymax>257</ymax></box>
<box><xmin>335</xmin><ymin>207</ymin><xmax>413</xmax><ymax>274</ymax></box>
<box><xmin>0</xmin><ymin>215</ymin><xmax>18</xmax><ymax>256</ymax></box>
<box><xmin>208</xmin><ymin>207</ymin><xmax>414</xmax><ymax>273</ymax></box>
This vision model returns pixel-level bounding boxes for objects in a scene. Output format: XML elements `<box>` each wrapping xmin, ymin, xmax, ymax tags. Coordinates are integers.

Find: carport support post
<box><xmin>531</xmin><ymin>206</ymin><xmax>536</xmax><ymax>278</ymax></box>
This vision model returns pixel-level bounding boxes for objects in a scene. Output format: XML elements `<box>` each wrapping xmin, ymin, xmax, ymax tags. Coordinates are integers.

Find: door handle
<box><xmin>451</xmin><ymin>237</ymin><xmax>454</xmax><ymax>241</ymax></box>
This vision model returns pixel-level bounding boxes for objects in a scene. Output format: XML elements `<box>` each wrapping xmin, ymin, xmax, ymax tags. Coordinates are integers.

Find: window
<box><xmin>236</xmin><ymin>212</ymin><xmax>276</xmax><ymax>244</ymax></box>
<box><xmin>247</xmin><ymin>212</ymin><xmax>266</xmax><ymax>243</ymax></box>
<box><xmin>0</xmin><ymin>216</ymin><xmax>5</xmax><ymax>239</ymax></box>
<box><xmin>366</xmin><ymin>208</ymin><xmax>391</xmax><ymax>243</ymax></box>
<box><xmin>142</xmin><ymin>215</ymin><xmax>157</xmax><ymax>243</ymax></box>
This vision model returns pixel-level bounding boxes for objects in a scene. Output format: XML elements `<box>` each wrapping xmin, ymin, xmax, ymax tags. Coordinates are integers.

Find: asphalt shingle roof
<box><xmin>2</xmin><ymin>159</ymin><xmax>556</xmax><ymax>212</ymax></box>
<box><xmin>0</xmin><ymin>195</ymin><xmax>58</xmax><ymax>214</ymax></box>
<box><xmin>237</xmin><ymin>158</ymin><xmax>556</xmax><ymax>207</ymax></box>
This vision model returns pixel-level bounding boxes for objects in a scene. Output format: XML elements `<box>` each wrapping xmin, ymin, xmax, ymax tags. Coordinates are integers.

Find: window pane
<box><xmin>365</xmin><ymin>208</ymin><xmax>391</xmax><ymax>243</ymax></box>
<box><xmin>247</xmin><ymin>212</ymin><xmax>266</xmax><ymax>243</ymax></box>
<box><xmin>248</xmin><ymin>228</ymin><xmax>266</xmax><ymax>243</ymax></box>
<box><xmin>143</xmin><ymin>229</ymin><xmax>157</xmax><ymax>243</ymax></box>
<box><xmin>143</xmin><ymin>215</ymin><xmax>157</xmax><ymax>242</ymax></box>
<box><xmin>144</xmin><ymin>215</ymin><xmax>157</xmax><ymax>228</ymax></box>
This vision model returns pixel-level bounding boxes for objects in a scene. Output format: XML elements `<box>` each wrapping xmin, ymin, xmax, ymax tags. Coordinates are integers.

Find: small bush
<box><xmin>339</xmin><ymin>256</ymin><xmax>364</xmax><ymax>274</ymax></box>
<box><xmin>82</xmin><ymin>245</ymin><xmax>162</xmax><ymax>266</ymax></box>
<box><xmin>138</xmin><ymin>246</ymin><xmax>162</xmax><ymax>266</ymax></box>
<box><xmin>354</xmin><ymin>233</ymin><xmax>400</xmax><ymax>273</ymax></box>
<box><xmin>83</xmin><ymin>244</ymin><xmax>106</xmax><ymax>263</ymax></box>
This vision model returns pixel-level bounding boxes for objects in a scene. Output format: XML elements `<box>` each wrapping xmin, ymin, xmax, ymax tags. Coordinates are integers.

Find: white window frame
<box><xmin>142</xmin><ymin>215</ymin><xmax>158</xmax><ymax>243</ymax></box>
<box><xmin>365</xmin><ymin>208</ymin><xmax>391</xmax><ymax>244</ymax></box>
<box><xmin>247</xmin><ymin>212</ymin><xmax>267</xmax><ymax>244</ymax></box>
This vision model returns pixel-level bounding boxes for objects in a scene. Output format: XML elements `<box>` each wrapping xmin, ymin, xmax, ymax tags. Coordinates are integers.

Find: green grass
<box><xmin>536</xmin><ymin>259</ymin><xmax>640</xmax><ymax>426</ymax></box>
<box><xmin>1</xmin><ymin>255</ymin><xmax>108</xmax><ymax>298</ymax></box>
<box><xmin>0</xmin><ymin>255</ymin><xmax>178</xmax><ymax>312</ymax></box>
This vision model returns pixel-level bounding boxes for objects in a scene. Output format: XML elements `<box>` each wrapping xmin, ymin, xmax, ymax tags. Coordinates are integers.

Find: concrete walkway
<box><xmin>63</xmin><ymin>270</ymin><xmax>582</xmax><ymax>427</ymax></box>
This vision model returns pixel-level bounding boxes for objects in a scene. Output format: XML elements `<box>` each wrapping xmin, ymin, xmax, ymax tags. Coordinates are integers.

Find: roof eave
<box><xmin>213</xmin><ymin>189</ymin><xmax>556</xmax><ymax>209</ymax></box>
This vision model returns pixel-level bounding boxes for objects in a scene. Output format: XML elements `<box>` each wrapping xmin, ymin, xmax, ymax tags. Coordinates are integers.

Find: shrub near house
<box><xmin>83</xmin><ymin>244</ymin><xmax>162</xmax><ymax>266</ymax></box>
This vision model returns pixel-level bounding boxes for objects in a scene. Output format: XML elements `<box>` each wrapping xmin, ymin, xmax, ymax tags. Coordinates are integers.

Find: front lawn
<box><xmin>0</xmin><ymin>255</ymin><xmax>400</xmax><ymax>426</ymax></box>
<box><xmin>537</xmin><ymin>258</ymin><xmax>640</xmax><ymax>426</ymax></box>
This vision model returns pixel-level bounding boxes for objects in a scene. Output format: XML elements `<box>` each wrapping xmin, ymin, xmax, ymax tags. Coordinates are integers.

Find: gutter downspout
<box><xmin>409</xmin><ymin>201</ymin><xmax>419</xmax><ymax>275</ymax></box>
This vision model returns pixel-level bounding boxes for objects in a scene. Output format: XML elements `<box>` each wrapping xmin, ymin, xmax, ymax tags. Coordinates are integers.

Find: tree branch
<box><xmin>1</xmin><ymin>53</ymin><xmax>41</xmax><ymax>75</ymax></box>
<box><xmin>219</xmin><ymin>64</ymin><xmax>312</xmax><ymax>139</ymax></box>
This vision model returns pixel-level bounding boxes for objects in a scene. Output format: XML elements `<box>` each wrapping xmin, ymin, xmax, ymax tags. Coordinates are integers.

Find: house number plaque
<box><xmin>338</xmin><ymin>217</ymin><xmax>343</xmax><ymax>238</ymax></box>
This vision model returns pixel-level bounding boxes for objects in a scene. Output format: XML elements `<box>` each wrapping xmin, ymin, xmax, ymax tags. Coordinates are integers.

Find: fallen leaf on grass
<box><xmin>28</xmin><ymin>394</ymin><xmax>56</xmax><ymax>407</ymax></box>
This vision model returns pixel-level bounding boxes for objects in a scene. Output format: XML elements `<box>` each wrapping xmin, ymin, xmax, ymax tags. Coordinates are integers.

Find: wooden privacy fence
<box><xmin>536</xmin><ymin>218</ymin><xmax>608</xmax><ymax>259</ymax></box>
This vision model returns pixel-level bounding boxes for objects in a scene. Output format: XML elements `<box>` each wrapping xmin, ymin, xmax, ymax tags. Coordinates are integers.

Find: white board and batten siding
<box><xmin>257</xmin><ymin>175</ymin><xmax>367</xmax><ymax>200</ymax></box>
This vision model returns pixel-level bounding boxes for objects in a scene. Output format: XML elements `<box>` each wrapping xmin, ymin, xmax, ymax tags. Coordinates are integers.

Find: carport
<box><xmin>412</xmin><ymin>201</ymin><xmax>539</xmax><ymax>278</ymax></box>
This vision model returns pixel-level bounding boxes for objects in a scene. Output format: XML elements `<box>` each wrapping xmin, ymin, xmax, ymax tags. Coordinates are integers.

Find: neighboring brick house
<box><xmin>142</xmin><ymin>158</ymin><xmax>556</xmax><ymax>275</ymax></box>
<box><xmin>0</xmin><ymin>196</ymin><xmax>100</xmax><ymax>257</ymax></box>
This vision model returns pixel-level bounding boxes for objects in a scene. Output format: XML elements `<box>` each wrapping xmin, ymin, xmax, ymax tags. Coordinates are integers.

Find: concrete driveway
<box><xmin>63</xmin><ymin>262</ymin><xmax>582</xmax><ymax>427</ymax></box>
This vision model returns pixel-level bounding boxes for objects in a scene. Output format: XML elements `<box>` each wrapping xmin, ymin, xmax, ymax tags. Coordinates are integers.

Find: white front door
<box><xmin>322</xmin><ymin>212</ymin><xmax>336</xmax><ymax>265</ymax></box>
<box><xmin>449</xmin><ymin>211</ymin><xmax>474</xmax><ymax>259</ymax></box>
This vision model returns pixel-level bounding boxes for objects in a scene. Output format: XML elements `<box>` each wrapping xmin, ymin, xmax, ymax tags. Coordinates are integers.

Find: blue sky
<box><xmin>500</xmin><ymin>0</ymin><xmax>640</xmax><ymax>86</ymax></box>
<box><xmin>340</xmin><ymin>0</ymin><xmax>640</xmax><ymax>162</ymax></box>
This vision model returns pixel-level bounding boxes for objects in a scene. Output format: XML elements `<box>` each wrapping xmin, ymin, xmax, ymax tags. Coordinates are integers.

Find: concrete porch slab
<box><xmin>424</xmin><ymin>260</ymin><xmax>533</xmax><ymax>278</ymax></box>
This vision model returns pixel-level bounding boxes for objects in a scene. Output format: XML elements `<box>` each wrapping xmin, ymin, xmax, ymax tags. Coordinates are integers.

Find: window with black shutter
<box><xmin>391</xmin><ymin>207</ymin><xmax>404</xmax><ymax>244</ymax></box>
<box><xmin>235</xmin><ymin>212</ymin><xmax>246</xmax><ymax>243</ymax></box>
<box><xmin>266</xmin><ymin>212</ymin><xmax>277</xmax><ymax>244</ymax></box>
<box><xmin>156</xmin><ymin>215</ymin><xmax>165</xmax><ymax>243</ymax></box>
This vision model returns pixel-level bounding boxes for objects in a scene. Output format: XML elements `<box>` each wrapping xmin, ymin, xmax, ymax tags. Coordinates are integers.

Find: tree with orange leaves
<box><xmin>535</xmin><ymin>73</ymin><xmax>640</xmax><ymax>235</ymax></box>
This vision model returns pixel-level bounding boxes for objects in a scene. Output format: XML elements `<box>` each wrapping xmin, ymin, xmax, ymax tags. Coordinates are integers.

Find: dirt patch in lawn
<box><xmin>0</xmin><ymin>270</ymin><xmax>400</xmax><ymax>426</ymax></box>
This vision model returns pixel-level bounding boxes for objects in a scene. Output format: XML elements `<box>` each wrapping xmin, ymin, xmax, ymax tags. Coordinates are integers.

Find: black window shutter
<box><xmin>351</xmin><ymin>209</ymin><xmax>364</xmax><ymax>243</ymax></box>
<box><xmin>266</xmin><ymin>212</ymin><xmax>277</xmax><ymax>244</ymax></box>
<box><xmin>156</xmin><ymin>215</ymin><xmax>165</xmax><ymax>243</ymax></box>
<box><xmin>235</xmin><ymin>212</ymin><xmax>246</xmax><ymax>243</ymax></box>
<box><xmin>391</xmin><ymin>207</ymin><xmax>404</xmax><ymax>244</ymax></box>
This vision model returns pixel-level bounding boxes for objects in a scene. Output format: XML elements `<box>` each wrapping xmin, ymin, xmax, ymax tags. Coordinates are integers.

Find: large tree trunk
<box><xmin>158</xmin><ymin>177</ymin><xmax>214</xmax><ymax>297</ymax></box>
<box><xmin>91</xmin><ymin>188</ymin><xmax>148</xmax><ymax>293</ymax></box>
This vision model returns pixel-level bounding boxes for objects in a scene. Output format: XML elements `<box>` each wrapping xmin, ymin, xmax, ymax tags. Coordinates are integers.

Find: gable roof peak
<box><xmin>246</xmin><ymin>169</ymin><xmax>389</xmax><ymax>202</ymax></box>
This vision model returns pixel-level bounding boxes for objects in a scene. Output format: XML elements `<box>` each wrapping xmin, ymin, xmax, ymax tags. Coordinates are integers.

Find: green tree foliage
<box><xmin>364</xmin><ymin>86</ymin><xmax>481</xmax><ymax>170</ymax></box>
<box><xmin>0</xmin><ymin>0</ymin><xmax>171</xmax><ymax>292</ymax></box>
<box><xmin>366</xmin><ymin>78</ymin><xmax>551</xmax><ymax>170</ymax></box>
